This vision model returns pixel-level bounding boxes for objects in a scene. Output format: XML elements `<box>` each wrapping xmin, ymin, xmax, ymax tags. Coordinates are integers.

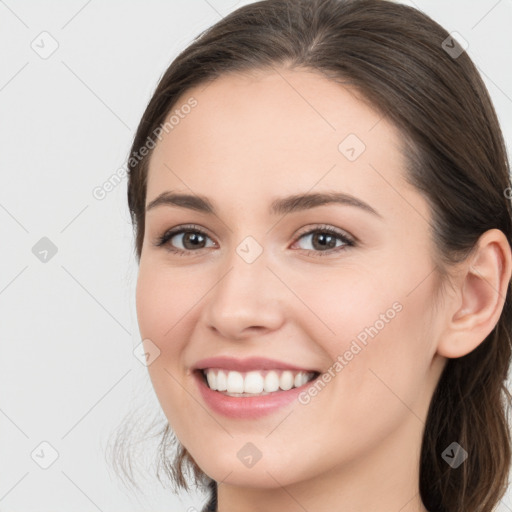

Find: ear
<box><xmin>436</xmin><ymin>228</ymin><xmax>512</xmax><ymax>359</ymax></box>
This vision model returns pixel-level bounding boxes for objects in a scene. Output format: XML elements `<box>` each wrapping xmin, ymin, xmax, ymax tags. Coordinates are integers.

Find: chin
<box><xmin>190</xmin><ymin>449</ymin><xmax>306</xmax><ymax>490</ymax></box>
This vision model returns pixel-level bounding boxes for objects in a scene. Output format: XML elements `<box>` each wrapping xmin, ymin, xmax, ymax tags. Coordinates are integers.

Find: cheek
<box><xmin>293</xmin><ymin>266</ymin><xmax>403</xmax><ymax>357</ymax></box>
<box><xmin>302</xmin><ymin>260</ymin><xmax>436</xmax><ymax>413</ymax></box>
<box><xmin>314</xmin><ymin>249</ymin><xmax>437</xmax><ymax>363</ymax></box>
<box><xmin>135</xmin><ymin>262</ymin><xmax>210</xmax><ymax>420</ymax></box>
<box><xmin>135</xmin><ymin>262</ymin><xmax>199</xmax><ymax>343</ymax></box>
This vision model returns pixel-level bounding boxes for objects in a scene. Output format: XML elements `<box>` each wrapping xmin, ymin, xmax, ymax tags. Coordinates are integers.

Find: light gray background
<box><xmin>1</xmin><ymin>0</ymin><xmax>511</xmax><ymax>511</ymax></box>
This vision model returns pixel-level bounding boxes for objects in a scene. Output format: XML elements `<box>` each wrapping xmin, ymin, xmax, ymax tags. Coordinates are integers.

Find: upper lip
<box><xmin>192</xmin><ymin>356</ymin><xmax>320</xmax><ymax>373</ymax></box>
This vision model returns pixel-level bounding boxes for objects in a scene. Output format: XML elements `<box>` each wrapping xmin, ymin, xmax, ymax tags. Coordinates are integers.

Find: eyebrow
<box><xmin>145</xmin><ymin>191</ymin><xmax>382</xmax><ymax>218</ymax></box>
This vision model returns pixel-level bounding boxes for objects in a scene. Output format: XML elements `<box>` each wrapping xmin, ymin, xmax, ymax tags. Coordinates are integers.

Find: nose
<box><xmin>201</xmin><ymin>245</ymin><xmax>286</xmax><ymax>341</ymax></box>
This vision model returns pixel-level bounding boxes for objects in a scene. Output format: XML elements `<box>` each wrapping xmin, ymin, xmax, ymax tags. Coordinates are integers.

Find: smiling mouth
<box><xmin>196</xmin><ymin>368</ymin><xmax>321</xmax><ymax>396</ymax></box>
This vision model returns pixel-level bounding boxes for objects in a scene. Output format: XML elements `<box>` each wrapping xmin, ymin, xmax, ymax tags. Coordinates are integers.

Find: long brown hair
<box><xmin>113</xmin><ymin>1</ymin><xmax>512</xmax><ymax>510</ymax></box>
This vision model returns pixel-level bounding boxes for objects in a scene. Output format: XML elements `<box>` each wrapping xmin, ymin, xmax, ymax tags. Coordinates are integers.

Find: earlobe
<box><xmin>436</xmin><ymin>229</ymin><xmax>512</xmax><ymax>359</ymax></box>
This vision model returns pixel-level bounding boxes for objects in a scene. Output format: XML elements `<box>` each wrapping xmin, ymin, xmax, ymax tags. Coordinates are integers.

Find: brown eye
<box><xmin>172</xmin><ymin>231</ymin><xmax>209</xmax><ymax>250</ymax></box>
<box><xmin>155</xmin><ymin>225</ymin><xmax>215</xmax><ymax>255</ymax></box>
<box><xmin>292</xmin><ymin>226</ymin><xmax>355</xmax><ymax>256</ymax></box>
<box><xmin>155</xmin><ymin>224</ymin><xmax>355</xmax><ymax>257</ymax></box>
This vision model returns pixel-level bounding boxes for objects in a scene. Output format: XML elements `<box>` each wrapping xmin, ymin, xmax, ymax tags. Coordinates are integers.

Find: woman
<box><xmin>118</xmin><ymin>0</ymin><xmax>512</xmax><ymax>510</ymax></box>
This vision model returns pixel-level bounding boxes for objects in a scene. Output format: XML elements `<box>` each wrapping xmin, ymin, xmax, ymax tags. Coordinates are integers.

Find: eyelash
<box><xmin>154</xmin><ymin>223</ymin><xmax>356</xmax><ymax>258</ymax></box>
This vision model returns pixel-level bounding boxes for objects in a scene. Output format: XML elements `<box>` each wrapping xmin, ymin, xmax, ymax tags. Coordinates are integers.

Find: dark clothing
<box><xmin>201</xmin><ymin>481</ymin><xmax>217</xmax><ymax>512</ymax></box>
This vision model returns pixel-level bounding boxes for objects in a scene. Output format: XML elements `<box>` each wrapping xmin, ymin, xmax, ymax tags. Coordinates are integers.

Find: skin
<box><xmin>135</xmin><ymin>67</ymin><xmax>512</xmax><ymax>512</ymax></box>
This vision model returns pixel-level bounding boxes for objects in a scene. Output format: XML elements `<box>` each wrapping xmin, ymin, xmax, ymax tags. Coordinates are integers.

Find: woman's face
<box><xmin>136</xmin><ymin>68</ymin><xmax>447</xmax><ymax>492</ymax></box>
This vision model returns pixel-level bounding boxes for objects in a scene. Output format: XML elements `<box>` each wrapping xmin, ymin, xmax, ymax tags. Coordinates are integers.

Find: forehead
<box><xmin>145</xmin><ymin>67</ymin><xmax>415</xmax><ymax>217</ymax></box>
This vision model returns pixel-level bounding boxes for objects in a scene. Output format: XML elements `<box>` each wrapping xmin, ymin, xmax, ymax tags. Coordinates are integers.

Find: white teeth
<box><xmin>264</xmin><ymin>371</ymin><xmax>280</xmax><ymax>392</ymax></box>
<box><xmin>206</xmin><ymin>371</ymin><xmax>216</xmax><ymax>390</ymax></box>
<box><xmin>216</xmin><ymin>370</ymin><xmax>227</xmax><ymax>391</ymax></box>
<box><xmin>226</xmin><ymin>371</ymin><xmax>244</xmax><ymax>393</ymax></box>
<box><xmin>280</xmin><ymin>370</ymin><xmax>294</xmax><ymax>391</ymax></box>
<box><xmin>203</xmin><ymin>368</ymin><xmax>317</xmax><ymax>395</ymax></box>
<box><xmin>294</xmin><ymin>372</ymin><xmax>306</xmax><ymax>387</ymax></box>
<box><xmin>244</xmin><ymin>371</ymin><xmax>264</xmax><ymax>393</ymax></box>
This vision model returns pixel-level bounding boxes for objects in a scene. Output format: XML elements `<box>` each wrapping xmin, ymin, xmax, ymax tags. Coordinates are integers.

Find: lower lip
<box><xmin>193</xmin><ymin>370</ymin><xmax>317</xmax><ymax>419</ymax></box>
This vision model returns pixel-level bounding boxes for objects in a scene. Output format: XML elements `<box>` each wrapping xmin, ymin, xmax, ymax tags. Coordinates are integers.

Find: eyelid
<box><xmin>294</xmin><ymin>224</ymin><xmax>356</xmax><ymax>244</ymax></box>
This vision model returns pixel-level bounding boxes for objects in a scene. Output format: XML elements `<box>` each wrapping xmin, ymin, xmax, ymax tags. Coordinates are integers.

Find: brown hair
<box><xmin>114</xmin><ymin>0</ymin><xmax>512</xmax><ymax>510</ymax></box>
